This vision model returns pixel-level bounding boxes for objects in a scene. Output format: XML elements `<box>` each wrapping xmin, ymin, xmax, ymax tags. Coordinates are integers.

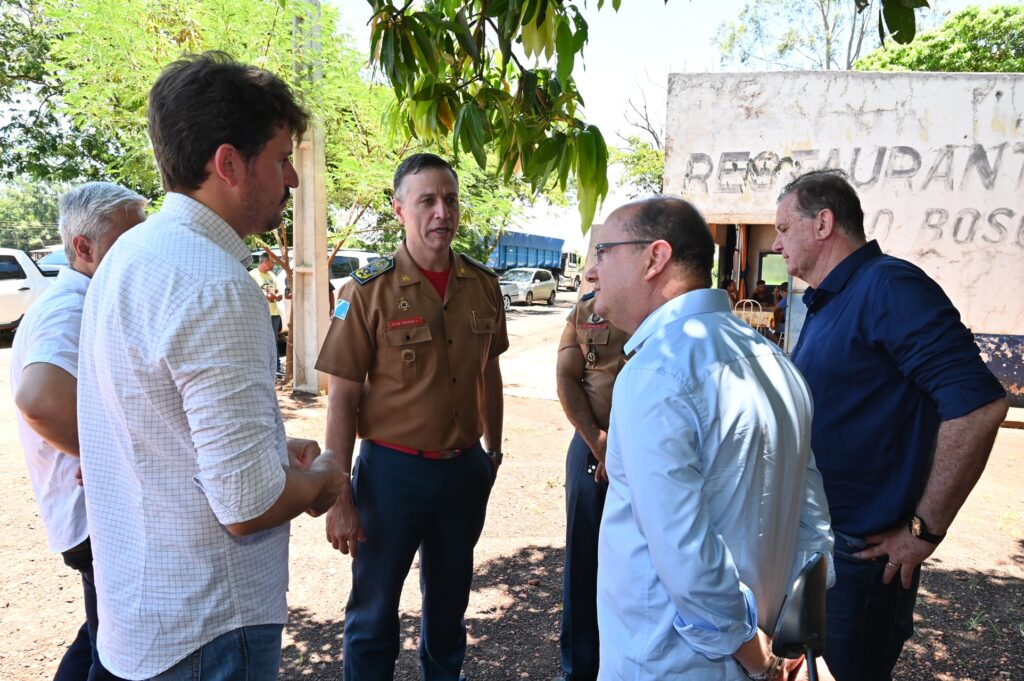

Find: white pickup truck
<box><xmin>1</xmin><ymin>247</ymin><xmax>56</xmax><ymax>332</ymax></box>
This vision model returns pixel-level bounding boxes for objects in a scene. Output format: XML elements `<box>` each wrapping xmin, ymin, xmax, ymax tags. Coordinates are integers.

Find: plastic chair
<box><xmin>772</xmin><ymin>552</ymin><xmax>828</xmax><ymax>681</ymax></box>
<box><xmin>735</xmin><ymin>298</ymin><xmax>762</xmax><ymax>313</ymax></box>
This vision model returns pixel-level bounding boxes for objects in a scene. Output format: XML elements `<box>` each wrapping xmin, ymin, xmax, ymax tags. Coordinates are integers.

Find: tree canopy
<box><xmin>856</xmin><ymin>4</ymin><xmax>1024</xmax><ymax>72</ymax></box>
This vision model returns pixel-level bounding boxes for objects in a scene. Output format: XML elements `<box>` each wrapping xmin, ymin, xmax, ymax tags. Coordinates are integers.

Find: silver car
<box><xmin>498</xmin><ymin>267</ymin><xmax>557</xmax><ymax>307</ymax></box>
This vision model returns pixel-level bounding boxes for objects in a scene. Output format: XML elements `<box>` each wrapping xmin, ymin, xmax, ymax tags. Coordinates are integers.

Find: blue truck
<box><xmin>486</xmin><ymin>230</ymin><xmax>564</xmax><ymax>273</ymax></box>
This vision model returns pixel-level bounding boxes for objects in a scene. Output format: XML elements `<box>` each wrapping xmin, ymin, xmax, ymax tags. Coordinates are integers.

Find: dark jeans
<box><xmin>559</xmin><ymin>432</ymin><xmax>607</xmax><ymax>681</ymax></box>
<box><xmin>56</xmin><ymin>538</ymin><xmax>118</xmax><ymax>681</ymax></box>
<box><xmin>824</xmin><ymin>532</ymin><xmax>921</xmax><ymax>681</ymax></box>
<box><xmin>343</xmin><ymin>440</ymin><xmax>496</xmax><ymax>681</ymax></box>
<box><xmin>270</xmin><ymin>315</ymin><xmax>282</xmax><ymax>373</ymax></box>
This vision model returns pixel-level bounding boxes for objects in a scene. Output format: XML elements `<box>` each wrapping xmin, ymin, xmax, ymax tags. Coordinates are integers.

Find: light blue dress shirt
<box><xmin>597</xmin><ymin>288</ymin><xmax>833</xmax><ymax>680</ymax></box>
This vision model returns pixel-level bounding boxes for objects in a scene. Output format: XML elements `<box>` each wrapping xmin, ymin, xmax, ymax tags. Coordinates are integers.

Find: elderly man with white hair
<box><xmin>11</xmin><ymin>181</ymin><xmax>147</xmax><ymax>681</ymax></box>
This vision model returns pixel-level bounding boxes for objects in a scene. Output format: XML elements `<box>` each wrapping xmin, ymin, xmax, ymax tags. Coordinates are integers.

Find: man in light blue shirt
<box><xmin>588</xmin><ymin>197</ymin><xmax>834</xmax><ymax>681</ymax></box>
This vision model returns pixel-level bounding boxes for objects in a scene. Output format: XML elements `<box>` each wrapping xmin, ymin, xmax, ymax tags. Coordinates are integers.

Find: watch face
<box><xmin>911</xmin><ymin>516</ymin><xmax>922</xmax><ymax>536</ymax></box>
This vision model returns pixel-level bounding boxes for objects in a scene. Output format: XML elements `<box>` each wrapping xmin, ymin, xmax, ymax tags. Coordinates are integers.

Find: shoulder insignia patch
<box><xmin>580</xmin><ymin>291</ymin><xmax>596</xmax><ymax>302</ymax></box>
<box><xmin>351</xmin><ymin>255</ymin><xmax>395</xmax><ymax>285</ymax></box>
<box><xmin>459</xmin><ymin>253</ymin><xmax>498</xmax><ymax>277</ymax></box>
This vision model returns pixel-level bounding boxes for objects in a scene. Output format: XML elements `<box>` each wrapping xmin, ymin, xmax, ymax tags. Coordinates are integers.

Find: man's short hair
<box><xmin>259</xmin><ymin>252</ymin><xmax>272</xmax><ymax>263</ymax></box>
<box><xmin>393</xmin><ymin>153</ymin><xmax>458</xmax><ymax>201</ymax></box>
<box><xmin>623</xmin><ymin>197</ymin><xmax>715</xmax><ymax>288</ymax></box>
<box><xmin>59</xmin><ymin>182</ymin><xmax>147</xmax><ymax>264</ymax></box>
<box><xmin>779</xmin><ymin>282</ymin><xmax>789</xmax><ymax>292</ymax></box>
<box><xmin>778</xmin><ymin>170</ymin><xmax>865</xmax><ymax>241</ymax></box>
<box><xmin>756</xmin><ymin>279</ymin><xmax>766</xmax><ymax>286</ymax></box>
<box><xmin>148</xmin><ymin>51</ymin><xmax>309</xmax><ymax>192</ymax></box>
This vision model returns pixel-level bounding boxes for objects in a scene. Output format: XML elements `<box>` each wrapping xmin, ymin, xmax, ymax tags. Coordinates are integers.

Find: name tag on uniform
<box><xmin>579</xmin><ymin>322</ymin><xmax>608</xmax><ymax>330</ymax></box>
<box><xmin>387</xmin><ymin>316</ymin><xmax>425</xmax><ymax>329</ymax></box>
<box><xmin>334</xmin><ymin>299</ymin><xmax>351</xmax><ymax>320</ymax></box>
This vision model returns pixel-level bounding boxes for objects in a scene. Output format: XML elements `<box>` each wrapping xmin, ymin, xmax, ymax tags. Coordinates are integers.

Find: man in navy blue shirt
<box><xmin>772</xmin><ymin>170</ymin><xmax>1007</xmax><ymax>681</ymax></box>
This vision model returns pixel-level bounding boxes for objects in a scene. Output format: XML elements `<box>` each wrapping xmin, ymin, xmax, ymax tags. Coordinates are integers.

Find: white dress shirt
<box><xmin>78</xmin><ymin>193</ymin><xmax>289</xmax><ymax>679</ymax></box>
<box><xmin>10</xmin><ymin>266</ymin><xmax>90</xmax><ymax>553</ymax></box>
<box><xmin>597</xmin><ymin>288</ymin><xmax>833</xmax><ymax>680</ymax></box>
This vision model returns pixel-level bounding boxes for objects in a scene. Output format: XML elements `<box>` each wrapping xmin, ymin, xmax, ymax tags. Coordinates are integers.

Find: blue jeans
<box><xmin>56</xmin><ymin>538</ymin><xmax>120</xmax><ymax>681</ymax></box>
<box><xmin>559</xmin><ymin>432</ymin><xmax>606</xmax><ymax>681</ymax></box>
<box><xmin>150</xmin><ymin>625</ymin><xmax>283</xmax><ymax>681</ymax></box>
<box><xmin>343</xmin><ymin>440</ymin><xmax>495</xmax><ymax>681</ymax></box>
<box><xmin>824</xmin><ymin>532</ymin><xmax>920</xmax><ymax>681</ymax></box>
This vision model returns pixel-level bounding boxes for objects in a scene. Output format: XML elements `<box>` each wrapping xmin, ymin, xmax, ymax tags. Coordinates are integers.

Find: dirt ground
<box><xmin>1</xmin><ymin>290</ymin><xmax>1022</xmax><ymax>680</ymax></box>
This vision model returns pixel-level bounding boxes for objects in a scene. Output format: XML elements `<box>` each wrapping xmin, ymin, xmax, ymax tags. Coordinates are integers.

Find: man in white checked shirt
<box><xmin>77</xmin><ymin>52</ymin><xmax>346</xmax><ymax>680</ymax></box>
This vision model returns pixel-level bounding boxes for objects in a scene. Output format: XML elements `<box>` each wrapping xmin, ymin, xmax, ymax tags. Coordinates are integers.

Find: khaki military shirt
<box><xmin>558</xmin><ymin>293</ymin><xmax>630</xmax><ymax>430</ymax></box>
<box><xmin>316</xmin><ymin>242</ymin><xmax>509</xmax><ymax>451</ymax></box>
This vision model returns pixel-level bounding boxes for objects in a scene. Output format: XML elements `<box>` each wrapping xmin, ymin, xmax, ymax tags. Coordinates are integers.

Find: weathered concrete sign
<box><xmin>664</xmin><ymin>71</ymin><xmax>1023</xmax><ymax>403</ymax></box>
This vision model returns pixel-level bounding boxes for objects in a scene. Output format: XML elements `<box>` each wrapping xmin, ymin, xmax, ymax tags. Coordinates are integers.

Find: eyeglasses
<box><xmin>593</xmin><ymin>240</ymin><xmax>655</xmax><ymax>264</ymax></box>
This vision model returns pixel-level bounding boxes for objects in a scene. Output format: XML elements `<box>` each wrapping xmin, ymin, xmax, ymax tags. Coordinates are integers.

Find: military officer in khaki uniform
<box><xmin>315</xmin><ymin>153</ymin><xmax>508</xmax><ymax>681</ymax></box>
<box><xmin>554</xmin><ymin>291</ymin><xmax>630</xmax><ymax>681</ymax></box>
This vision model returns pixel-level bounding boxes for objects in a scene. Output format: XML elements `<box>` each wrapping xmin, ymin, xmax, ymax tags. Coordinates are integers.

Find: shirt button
<box><xmin>448</xmin><ymin>339</ymin><xmax>453</xmax><ymax>345</ymax></box>
<box><xmin>452</xmin><ymin>377</ymin><xmax>457</xmax><ymax>383</ymax></box>
<box><xmin>443</xmin><ymin>305</ymin><xmax>448</xmax><ymax>311</ymax></box>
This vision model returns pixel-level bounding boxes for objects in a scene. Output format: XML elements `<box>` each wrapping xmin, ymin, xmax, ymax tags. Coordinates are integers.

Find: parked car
<box><xmin>498</xmin><ymin>267</ymin><xmax>557</xmax><ymax>306</ymax></box>
<box><xmin>36</xmin><ymin>249</ymin><xmax>70</xmax><ymax>273</ymax></box>
<box><xmin>1</xmin><ymin>248</ymin><xmax>55</xmax><ymax>332</ymax></box>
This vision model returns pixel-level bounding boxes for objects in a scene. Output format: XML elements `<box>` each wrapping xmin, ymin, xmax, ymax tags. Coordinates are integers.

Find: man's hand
<box><xmin>287</xmin><ymin>437</ymin><xmax>321</xmax><ymax>471</ymax></box>
<box><xmin>326</xmin><ymin>496</ymin><xmax>366</xmax><ymax>558</ymax></box>
<box><xmin>583</xmin><ymin>429</ymin><xmax>608</xmax><ymax>464</ymax></box>
<box><xmin>782</xmin><ymin>655</ymin><xmax>836</xmax><ymax>681</ymax></box>
<box><xmin>305</xmin><ymin>449</ymin><xmax>346</xmax><ymax>517</ymax></box>
<box><xmin>594</xmin><ymin>461</ymin><xmax>608</xmax><ymax>483</ymax></box>
<box><xmin>854</xmin><ymin>525</ymin><xmax>936</xmax><ymax>589</ymax></box>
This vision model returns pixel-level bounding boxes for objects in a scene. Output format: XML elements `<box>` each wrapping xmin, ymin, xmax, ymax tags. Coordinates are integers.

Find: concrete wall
<box><xmin>664</xmin><ymin>71</ymin><xmax>1024</xmax><ymax>340</ymax></box>
<box><xmin>664</xmin><ymin>71</ymin><xmax>1024</xmax><ymax>403</ymax></box>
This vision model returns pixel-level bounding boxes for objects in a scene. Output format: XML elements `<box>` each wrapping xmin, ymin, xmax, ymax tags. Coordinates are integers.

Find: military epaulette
<box><xmin>351</xmin><ymin>255</ymin><xmax>395</xmax><ymax>285</ymax></box>
<box><xmin>580</xmin><ymin>291</ymin><xmax>596</xmax><ymax>302</ymax></box>
<box><xmin>459</xmin><ymin>253</ymin><xmax>498</xmax><ymax>277</ymax></box>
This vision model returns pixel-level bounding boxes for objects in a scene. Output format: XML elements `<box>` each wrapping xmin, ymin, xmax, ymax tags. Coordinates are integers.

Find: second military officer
<box><xmin>554</xmin><ymin>290</ymin><xmax>630</xmax><ymax>681</ymax></box>
<box><xmin>316</xmin><ymin>153</ymin><xmax>508</xmax><ymax>681</ymax></box>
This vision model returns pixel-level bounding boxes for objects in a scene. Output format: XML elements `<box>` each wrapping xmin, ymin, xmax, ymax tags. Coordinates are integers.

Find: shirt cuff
<box><xmin>671</xmin><ymin>582</ymin><xmax>759</xmax><ymax>660</ymax></box>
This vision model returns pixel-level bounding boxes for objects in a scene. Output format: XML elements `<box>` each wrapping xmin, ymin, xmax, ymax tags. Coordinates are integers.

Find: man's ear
<box><xmin>392</xmin><ymin>196</ymin><xmax>406</xmax><ymax>225</ymax></box>
<box><xmin>643</xmin><ymin>240</ymin><xmax>673</xmax><ymax>281</ymax></box>
<box><xmin>71</xmin><ymin>234</ymin><xmax>95</xmax><ymax>266</ymax></box>
<box><xmin>209</xmin><ymin>143</ymin><xmax>245</xmax><ymax>188</ymax></box>
<box><xmin>815</xmin><ymin>208</ymin><xmax>837</xmax><ymax>241</ymax></box>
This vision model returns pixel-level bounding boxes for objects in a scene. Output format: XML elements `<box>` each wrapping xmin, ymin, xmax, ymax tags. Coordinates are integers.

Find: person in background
<box><xmin>751</xmin><ymin>279</ymin><xmax>774</xmax><ymax>307</ymax></box>
<box><xmin>251</xmin><ymin>251</ymin><xmax>284</xmax><ymax>375</ymax></box>
<box><xmin>773</xmin><ymin>169</ymin><xmax>1007</xmax><ymax>681</ymax></box>
<box><xmin>12</xmin><ymin>182</ymin><xmax>146</xmax><ymax>681</ymax></box>
<box><xmin>554</xmin><ymin>290</ymin><xmax>630</xmax><ymax>681</ymax></box>
<box><xmin>590</xmin><ymin>196</ymin><xmax>834</xmax><ymax>681</ymax></box>
<box><xmin>77</xmin><ymin>52</ymin><xmax>345</xmax><ymax>680</ymax></box>
<box><xmin>723</xmin><ymin>279</ymin><xmax>739</xmax><ymax>307</ymax></box>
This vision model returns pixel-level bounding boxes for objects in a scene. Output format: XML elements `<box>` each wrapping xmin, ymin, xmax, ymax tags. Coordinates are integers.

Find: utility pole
<box><xmin>292</xmin><ymin>0</ymin><xmax>329</xmax><ymax>394</ymax></box>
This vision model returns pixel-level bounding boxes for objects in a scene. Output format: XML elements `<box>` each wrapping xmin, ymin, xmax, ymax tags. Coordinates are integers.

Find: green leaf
<box><xmin>410</xmin><ymin>22</ymin><xmax>439</xmax><ymax>75</ymax></box>
<box><xmin>485</xmin><ymin>0</ymin><xmax>510</xmax><ymax>18</ymax></box>
<box><xmin>556</xmin><ymin>18</ymin><xmax>574</xmax><ymax>82</ymax></box>
<box><xmin>455</xmin><ymin>9</ymin><xmax>480</xmax><ymax>61</ymax></box>
<box><xmin>882</xmin><ymin>0</ymin><xmax>917</xmax><ymax>44</ymax></box>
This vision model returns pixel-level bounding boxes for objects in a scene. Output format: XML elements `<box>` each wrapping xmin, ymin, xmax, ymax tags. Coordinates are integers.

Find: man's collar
<box><xmin>162</xmin><ymin>193</ymin><xmax>252</xmax><ymax>266</ymax></box>
<box><xmin>57</xmin><ymin>265</ymin><xmax>91</xmax><ymax>292</ymax></box>
<box><xmin>394</xmin><ymin>241</ymin><xmax>457</xmax><ymax>287</ymax></box>
<box><xmin>625</xmin><ymin>288</ymin><xmax>732</xmax><ymax>354</ymax></box>
<box><xmin>803</xmin><ymin>240</ymin><xmax>881</xmax><ymax>310</ymax></box>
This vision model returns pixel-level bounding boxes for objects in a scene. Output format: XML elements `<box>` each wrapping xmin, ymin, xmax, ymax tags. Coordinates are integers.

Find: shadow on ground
<box><xmin>894</xmin><ymin>541</ymin><xmax>1024</xmax><ymax>680</ymax></box>
<box><xmin>280</xmin><ymin>545</ymin><xmax>564</xmax><ymax>680</ymax></box>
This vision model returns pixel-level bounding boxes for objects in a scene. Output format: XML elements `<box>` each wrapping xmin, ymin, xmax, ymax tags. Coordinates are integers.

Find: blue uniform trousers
<box><xmin>824</xmin><ymin>532</ymin><xmax>921</xmax><ymax>681</ymax></box>
<box><xmin>56</xmin><ymin>538</ymin><xmax>120</xmax><ymax>681</ymax></box>
<box><xmin>343</xmin><ymin>440</ymin><xmax>496</xmax><ymax>681</ymax></box>
<box><xmin>559</xmin><ymin>432</ymin><xmax>607</xmax><ymax>681</ymax></box>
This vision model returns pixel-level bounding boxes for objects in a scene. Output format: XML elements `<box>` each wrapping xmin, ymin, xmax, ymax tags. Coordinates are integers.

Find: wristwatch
<box><xmin>908</xmin><ymin>514</ymin><xmax>945</xmax><ymax>545</ymax></box>
<box><xmin>486</xmin><ymin>450</ymin><xmax>503</xmax><ymax>466</ymax></box>
<box><xmin>742</xmin><ymin>654</ymin><xmax>783</xmax><ymax>681</ymax></box>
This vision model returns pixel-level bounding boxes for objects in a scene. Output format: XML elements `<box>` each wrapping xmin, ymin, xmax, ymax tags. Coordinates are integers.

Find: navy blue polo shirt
<box><xmin>792</xmin><ymin>240</ymin><xmax>1005</xmax><ymax>537</ymax></box>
